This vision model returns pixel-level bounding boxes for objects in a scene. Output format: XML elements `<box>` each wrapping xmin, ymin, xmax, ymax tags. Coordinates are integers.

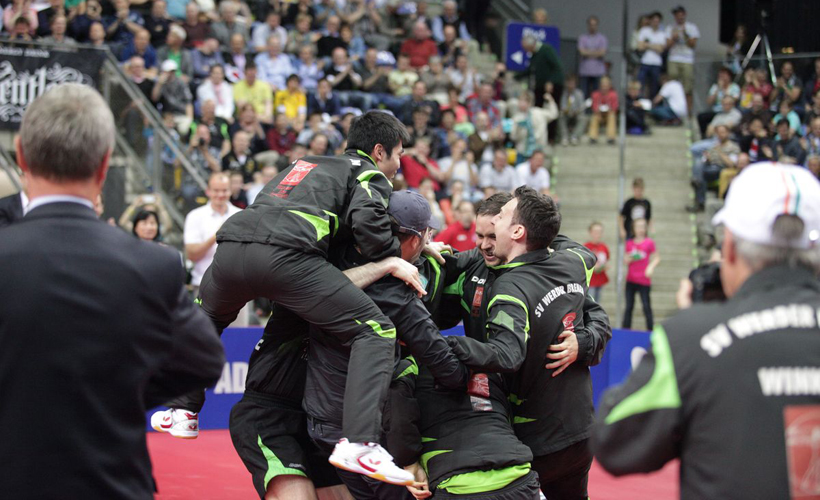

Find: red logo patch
<box><xmin>562</xmin><ymin>313</ymin><xmax>577</xmax><ymax>332</ymax></box>
<box><xmin>270</xmin><ymin>160</ymin><xmax>318</xmax><ymax>198</ymax></box>
<box><xmin>471</xmin><ymin>286</ymin><xmax>485</xmax><ymax>317</ymax></box>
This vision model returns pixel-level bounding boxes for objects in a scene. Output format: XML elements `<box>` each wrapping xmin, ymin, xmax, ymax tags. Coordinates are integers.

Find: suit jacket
<box><xmin>0</xmin><ymin>191</ymin><xmax>23</xmax><ymax>229</ymax></box>
<box><xmin>0</xmin><ymin>202</ymin><xmax>225</xmax><ymax>499</ymax></box>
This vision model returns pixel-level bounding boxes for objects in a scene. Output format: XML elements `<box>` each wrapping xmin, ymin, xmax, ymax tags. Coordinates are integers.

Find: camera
<box><xmin>689</xmin><ymin>262</ymin><xmax>725</xmax><ymax>303</ymax></box>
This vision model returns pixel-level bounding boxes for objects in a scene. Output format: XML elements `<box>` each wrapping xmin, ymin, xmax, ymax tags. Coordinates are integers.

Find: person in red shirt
<box><xmin>584</xmin><ymin>221</ymin><xmax>610</xmax><ymax>303</ymax></box>
<box><xmin>589</xmin><ymin>76</ymin><xmax>619</xmax><ymax>144</ymax></box>
<box><xmin>400</xmin><ymin>21</ymin><xmax>439</xmax><ymax>69</ymax></box>
<box><xmin>434</xmin><ymin>200</ymin><xmax>475</xmax><ymax>252</ymax></box>
<box><xmin>399</xmin><ymin>137</ymin><xmax>442</xmax><ymax>190</ymax></box>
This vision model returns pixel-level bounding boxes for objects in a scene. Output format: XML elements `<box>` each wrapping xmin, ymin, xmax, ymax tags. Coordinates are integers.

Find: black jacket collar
<box><xmin>733</xmin><ymin>264</ymin><xmax>820</xmax><ymax>300</ymax></box>
<box><xmin>23</xmin><ymin>201</ymin><xmax>99</xmax><ymax>222</ymax></box>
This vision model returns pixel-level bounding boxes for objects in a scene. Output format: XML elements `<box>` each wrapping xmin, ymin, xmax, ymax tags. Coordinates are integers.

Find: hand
<box><xmin>424</xmin><ymin>241</ymin><xmax>452</xmax><ymax>264</ymax></box>
<box><xmin>545</xmin><ymin>330</ymin><xmax>579</xmax><ymax>376</ymax></box>
<box><xmin>645</xmin><ymin>268</ymin><xmax>654</xmax><ymax>279</ymax></box>
<box><xmin>389</xmin><ymin>257</ymin><xmax>427</xmax><ymax>298</ymax></box>
<box><xmin>405</xmin><ymin>463</ymin><xmax>431</xmax><ymax>499</ymax></box>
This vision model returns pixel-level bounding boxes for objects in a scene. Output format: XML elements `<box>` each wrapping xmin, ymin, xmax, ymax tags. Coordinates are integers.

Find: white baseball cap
<box><xmin>161</xmin><ymin>59</ymin><xmax>178</xmax><ymax>72</ymax></box>
<box><xmin>712</xmin><ymin>162</ymin><xmax>820</xmax><ymax>249</ymax></box>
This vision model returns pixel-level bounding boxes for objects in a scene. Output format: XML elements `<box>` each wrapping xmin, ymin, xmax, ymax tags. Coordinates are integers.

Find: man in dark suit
<box><xmin>0</xmin><ymin>83</ymin><xmax>226</xmax><ymax>499</ymax></box>
<box><xmin>0</xmin><ymin>189</ymin><xmax>24</xmax><ymax>228</ymax></box>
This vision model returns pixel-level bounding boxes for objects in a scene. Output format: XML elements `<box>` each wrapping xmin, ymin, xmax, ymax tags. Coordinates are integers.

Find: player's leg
<box><xmin>531</xmin><ymin>440</ymin><xmax>593</xmax><ymax>500</ymax></box>
<box><xmin>265</xmin><ymin>476</ymin><xmax>318</xmax><ymax>500</ymax></box>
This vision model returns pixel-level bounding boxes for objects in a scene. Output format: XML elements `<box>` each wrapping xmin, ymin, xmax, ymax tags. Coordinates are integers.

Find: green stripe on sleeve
<box><xmin>258</xmin><ymin>435</ymin><xmax>306</xmax><ymax>490</ymax></box>
<box><xmin>354</xmin><ymin>319</ymin><xmax>397</xmax><ymax>339</ymax></box>
<box><xmin>604</xmin><ymin>325</ymin><xmax>681</xmax><ymax>425</ymax></box>
<box><xmin>288</xmin><ymin>210</ymin><xmax>331</xmax><ymax>241</ymax></box>
<box><xmin>567</xmin><ymin>248</ymin><xmax>594</xmax><ymax>288</ymax></box>
<box><xmin>487</xmin><ymin>294</ymin><xmax>530</xmax><ymax>340</ymax></box>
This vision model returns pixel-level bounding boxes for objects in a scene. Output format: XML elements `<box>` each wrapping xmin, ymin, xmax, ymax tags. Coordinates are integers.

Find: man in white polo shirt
<box><xmin>665</xmin><ymin>5</ymin><xmax>699</xmax><ymax>112</ymax></box>
<box><xmin>515</xmin><ymin>149</ymin><xmax>551</xmax><ymax>195</ymax></box>
<box><xmin>184</xmin><ymin>172</ymin><xmax>241</xmax><ymax>297</ymax></box>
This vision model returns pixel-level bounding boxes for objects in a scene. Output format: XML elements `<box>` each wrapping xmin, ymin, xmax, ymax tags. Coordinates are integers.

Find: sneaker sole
<box><xmin>327</xmin><ymin>455</ymin><xmax>413</xmax><ymax>486</ymax></box>
<box><xmin>151</xmin><ymin>420</ymin><xmax>198</xmax><ymax>439</ymax></box>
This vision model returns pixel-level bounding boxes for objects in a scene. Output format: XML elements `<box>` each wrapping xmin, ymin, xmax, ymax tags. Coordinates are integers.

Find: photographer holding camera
<box><xmin>593</xmin><ymin>163</ymin><xmax>820</xmax><ymax>499</ymax></box>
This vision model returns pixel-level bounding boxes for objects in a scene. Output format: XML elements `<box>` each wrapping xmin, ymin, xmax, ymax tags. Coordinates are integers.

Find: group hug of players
<box><xmin>153</xmin><ymin>111</ymin><xmax>613</xmax><ymax>500</ymax></box>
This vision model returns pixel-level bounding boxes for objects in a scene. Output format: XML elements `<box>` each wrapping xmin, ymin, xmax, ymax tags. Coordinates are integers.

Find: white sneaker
<box><xmin>328</xmin><ymin>438</ymin><xmax>414</xmax><ymax>485</ymax></box>
<box><xmin>150</xmin><ymin>408</ymin><xmax>199</xmax><ymax>439</ymax></box>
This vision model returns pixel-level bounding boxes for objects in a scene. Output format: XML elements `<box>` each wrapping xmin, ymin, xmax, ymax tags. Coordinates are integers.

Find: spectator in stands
<box><xmin>774</xmin><ymin>118</ymin><xmax>806</xmax><ymax>165</ymax></box>
<box><xmin>467</xmin><ymin>82</ymin><xmax>501</xmax><ymax>129</ymax></box>
<box><xmin>283</xmin><ymin>0</ymin><xmax>314</xmax><ymax>27</ymax></box>
<box><xmin>143</xmin><ymin>0</ymin><xmax>170</xmax><ymax>46</ymax></box>
<box><xmin>325</xmin><ymin>47</ymin><xmax>370</xmax><ymax>110</ymax></box>
<box><xmin>266</xmin><ymin>112</ymin><xmax>297</xmax><ymax>155</ymax></box>
<box><xmin>739</xmin><ymin>67</ymin><xmax>770</xmax><ymax>110</ymax></box>
<box><xmin>577</xmin><ymin>15</ymin><xmax>607</xmax><ymax>97</ymax></box>
<box><xmin>184</xmin><ymin>173</ymin><xmax>241</xmax><ymax>296</ymax></box>
<box><xmin>274</xmin><ymin>74</ymin><xmax>307</xmax><ymax>122</ymax></box>
<box><xmin>288</xmin><ymin>14</ymin><xmax>319</xmax><ymax>56</ymax></box>
<box><xmin>246</xmin><ymin>164</ymin><xmax>277</xmax><ymax>203</ymax></box>
<box><xmin>190</xmin><ymin>99</ymin><xmax>231</xmax><ymax>158</ymax></box>
<box><xmin>515</xmin><ymin>149</ymin><xmax>551</xmax><ymax>195</ymax></box>
<box><xmin>313</xmin><ymin>0</ymin><xmax>339</xmax><ymax>27</ymax></box>
<box><xmin>434</xmin><ymin>199</ymin><xmax>476</xmax><ymax>252</ymax></box>
<box><xmin>307</xmin><ymin>78</ymin><xmax>340</xmax><ymax>117</ymax></box>
<box><xmin>626</xmin><ymin>80</ymin><xmax>649</xmax><ymax>134</ymax></box>
<box><xmin>389</xmin><ymin>52</ymin><xmax>419</xmax><ymax>98</ymax></box>
<box><xmin>438</xmin><ymin>137</ymin><xmax>479</xmax><ymax>197</ymax></box>
<box><xmin>233</xmin><ymin>61</ymin><xmax>273</xmax><ymax>124</ymax></box>
<box><xmin>512</xmin><ymin>90</ymin><xmax>557</xmax><ymax>158</ymax></box>
<box><xmin>689</xmin><ymin>124</ymin><xmax>739</xmax><ymax>212</ymax></box>
<box><xmin>255</xmin><ymin>35</ymin><xmax>294</xmax><ymax>91</ymax></box>
<box><xmin>42</xmin><ymin>14</ymin><xmax>77</xmax><ymax>45</ymax></box>
<box><xmin>342</xmin><ymin>0</ymin><xmax>392</xmax><ymax>51</ymax></box>
<box><xmin>400</xmin><ymin>137</ymin><xmax>441</xmax><ymax>190</ymax></box>
<box><xmin>105</xmin><ymin>0</ymin><xmax>144</xmax><ymax>45</ymax></box>
<box><xmin>229</xmin><ymin>103</ymin><xmax>267</xmax><ymax>154</ymax></box>
<box><xmin>294</xmin><ymin>45</ymin><xmax>323</xmax><ymax>93</ymax></box>
<box><xmin>132</xmin><ymin>209</ymin><xmax>162</xmax><ymax>241</ymax></box>
<box><xmin>442</xmin><ymin>85</ymin><xmax>469</xmax><ymax>124</ymax></box>
<box><xmin>252</xmin><ymin>11</ymin><xmax>286</xmax><ymax>53</ymax></box>
<box><xmin>431</xmin><ymin>0</ymin><xmax>468</xmax><ymax>43</ymax></box>
<box><xmin>804</xmin><ymin>89</ymin><xmax>820</xmax><ymax>126</ymax></box>
<box><xmin>622</xmin><ymin>218</ymin><xmax>660</xmax><ymax>331</ymax></box>
<box><xmin>801</xmin><ymin>116</ymin><xmax>820</xmax><ymax>159</ymax></box>
<box><xmin>619</xmin><ymin>177</ymin><xmax>651</xmax><ymax>240</ymax></box>
<box><xmin>222</xmin><ymin>130</ymin><xmax>259</xmax><ymax>183</ymax></box>
<box><xmin>9</xmin><ymin>16</ymin><xmax>32</xmax><ymax>40</ymax></box>
<box><xmin>724</xmin><ymin>24</ymin><xmax>749</xmax><ymax>75</ymax></box>
<box><xmin>69</xmin><ymin>0</ymin><xmax>102</xmax><ymax>42</ymax></box>
<box><xmin>771</xmin><ymin>61</ymin><xmax>802</xmax><ymax>112</ymax></box>
<box><xmin>222</xmin><ymin>33</ymin><xmax>250</xmax><ymax>81</ymax></box>
<box><xmin>772</xmin><ymin>98</ymin><xmax>801</xmax><ymax>134</ymax></box>
<box><xmin>407</xmin><ymin>107</ymin><xmax>442</xmax><ymax>158</ymax></box>
<box><xmin>358</xmin><ymin>48</ymin><xmax>404</xmax><ymax>114</ymax></box>
<box><xmin>421</xmin><ymin>56</ymin><xmax>450</xmax><ymax>104</ymax></box>
<box><xmin>584</xmin><ymin>221</ymin><xmax>610</xmax><ymax>302</ymax></box>
<box><xmin>665</xmin><ymin>5</ymin><xmax>699</xmax><ymax>112</ymax></box>
<box><xmin>316</xmin><ymin>15</ymin><xmax>343</xmax><ymax>58</ymax></box>
<box><xmin>340</xmin><ymin>23</ymin><xmax>366</xmax><ymax>62</ymax></box>
<box><xmin>438</xmin><ymin>24</ymin><xmax>465</xmax><ymax>68</ymax></box>
<box><xmin>448</xmin><ymin>53</ymin><xmax>479</xmax><ymax>102</ymax></box>
<box><xmin>480</xmin><ymin>148</ymin><xmax>518</xmax><ymax>195</ymax></box>
<box><xmin>36</xmin><ymin>0</ymin><xmax>64</xmax><ymax>37</ymax></box>
<box><xmin>739</xmin><ymin>93</ymin><xmax>772</xmax><ymax>133</ymax></box>
<box><xmin>718</xmin><ymin>151</ymin><xmax>750</xmax><ymax>199</ymax></box>
<box><xmin>296</xmin><ymin>112</ymin><xmax>342</xmax><ymax>151</ymax></box>
<box><xmin>156</xmin><ymin>24</ymin><xmax>193</xmax><ymax>82</ymax></box>
<box><xmin>467</xmin><ymin>110</ymin><xmax>503</xmax><ymax>165</ymax></box>
<box><xmin>152</xmin><ymin>59</ymin><xmax>194</xmax><ymax>132</ymax></box>
<box><xmin>416</xmin><ymin>177</ymin><xmax>445</xmax><ymax>225</ymax></box>
<box><xmin>211</xmin><ymin>0</ymin><xmax>247</xmax><ymax>49</ymax></box>
<box><xmin>3</xmin><ymin>0</ymin><xmax>38</xmax><ymax>35</ymax></box>
<box><xmin>803</xmin><ymin>58</ymin><xmax>820</xmax><ymax>108</ymax></box>
<box><xmin>636</xmin><ymin>11</ymin><xmax>666</xmax><ymax>98</ymax></box>
<box><xmin>519</xmin><ymin>33</ymin><xmax>564</xmax><ymax>108</ymax></box>
<box><xmin>739</xmin><ymin>116</ymin><xmax>774</xmax><ymax>162</ymax></box>
<box><xmin>124</xmin><ymin>55</ymin><xmax>153</xmax><ymax>99</ymax></box>
<box><xmin>651</xmin><ymin>72</ymin><xmax>687</xmax><ymax>125</ymax></box>
<box><xmin>87</xmin><ymin>19</ymin><xmax>106</xmax><ymax>47</ymax></box>
<box><xmin>589</xmin><ymin>76</ymin><xmax>619</xmax><ymax>144</ymax></box>
<box><xmin>228</xmin><ymin>171</ymin><xmax>249</xmax><ymax>209</ymax></box>
<box><xmin>187</xmin><ymin>125</ymin><xmax>222</xmax><ymax>178</ymax></box>
<box><xmin>307</xmin><ymin>132</ymin><xmax>329</xmax><ymax>156</ymax></box>
<box><xmin>437</xmin><ymin>109</ymin><xmax>463</xmax><ymax>155</ymax></box>
<box><xmin>196</xmin><ymin>64</ymin><xmax>235</xmax><ymax>121</ymax></box>
<box><xmin>120</xmin><ymin>28</ymin><xmax>157</xmax><ymax>75</ymax></box>
<box><xmin>807</xmin><ymin>155</ymin><xmax>820</xmax><ymax>180</ymax></box>
<box><xmin>401</xmin><ymin>80</ymin><xmax>441</xmax><ymax>126</ymax></box>
<box><xmin>401</xmin><ymin>21</ymin><xmax>438</xmax><ymax>69</ymax></box>
<box><xmin>191</xmin><ymin>37</ymin><xmax>225</xmax><ymax>83</ymax></box>
<box><xmin>182</xmin><ymin>2</ymin><xmax>211</xmax><ymax>49</ymax></box>
<box><xmin>705</xmin><ymin>95</ymin><xmax>742</xmax><ymax>138</ymax></box>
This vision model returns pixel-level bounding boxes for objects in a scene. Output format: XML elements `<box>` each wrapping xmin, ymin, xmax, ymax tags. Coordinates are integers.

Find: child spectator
<box><xmin>228</xmin><ymin>171</ymin><xmax>249</xmax><ymax>208</ymax></box>
<box><xmin>651</xmin><ymin>73</ymin><xmax>687</xmax><ymax>125</ymax></box>
<box><xmin>626</xmin><ymin>80</ymin><xmax>649</xmax><ymax>134</ymax></box>
<box><xmin>622</xmin><ymin>218</ymin><xmax>660</xmax><ymax>331</ymax></box>
<box><xmin>584</xmin><ymin>221</ymin><xmax>610</xmax><ymax>302</ymax></box>
<box><xmin>589</xmin><ymin>76</ymin><xmax>618</xmax><ymax>144</ymax></box>
<box><xmin>619</xmin><ymin>177</ymin><xmax>651</xmax><ymax>240</ymax></box>
<box><xmin>558</xmin><ymin>75</ymin><xmax>588</xmax><ymax>146</ymax></box>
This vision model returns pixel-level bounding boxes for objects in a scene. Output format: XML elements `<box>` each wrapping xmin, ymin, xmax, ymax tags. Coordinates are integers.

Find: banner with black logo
<box><xmin>0</xmin><ymin>44</ymin><xmax>105</xmax><ymax>129</ymax></box>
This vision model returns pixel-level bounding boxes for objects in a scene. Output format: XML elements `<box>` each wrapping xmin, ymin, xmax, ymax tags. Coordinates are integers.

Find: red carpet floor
<box><xmin>148</xmin><ymin>430</ymin><xmax>678</xmax><ymax>499</ymax></box>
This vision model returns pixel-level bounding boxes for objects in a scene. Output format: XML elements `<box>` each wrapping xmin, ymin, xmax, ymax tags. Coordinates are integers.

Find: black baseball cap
<box><xmin>672</xmin><ymin>5</ymin><xmax>686</xmax><ymax>14</ymax></box>
<box><xmin>388</xmin><ymin>190</ymin><xmax>440</xmax><ymax>236</ymax></box>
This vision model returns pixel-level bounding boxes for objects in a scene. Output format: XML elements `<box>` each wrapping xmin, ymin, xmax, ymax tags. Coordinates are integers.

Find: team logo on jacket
<box><xmin>269</xmin><ymin>160</ymin><xmax>317</xmax><ymax>198</ymax></box>
<box><xmin>562</xmin><ymin>313</ymin><xmax>576</xmax><ymax>332</ymax></box>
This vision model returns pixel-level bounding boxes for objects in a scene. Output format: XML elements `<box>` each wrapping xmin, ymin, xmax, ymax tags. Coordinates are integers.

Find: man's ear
<box><xmin>723</xmin><ymin>227</ymin><xmax>737</xmax><ymax>266</ymax></box>
<box><xmin>511</xmin><ymin>223</ymin><xmax>526</xmax><ymax>245</ymax></box>
<box><xmin>14</xmin><ymin>136</ymin><xmax>29</xmax><ymax>174</ymax></box>
<box><xmin>95</xmin><ymin>149</ymin><xmax>112</xmax><ymax>186</ymax></box>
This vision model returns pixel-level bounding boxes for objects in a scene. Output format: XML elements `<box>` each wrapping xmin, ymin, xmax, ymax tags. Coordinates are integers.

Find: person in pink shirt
<box><xmin>589</xmin><ymin>76</ymin><xmax>619</xmax><ymax>144</ymax></box>
<box><xmin>622</xmin><ymin>218</ymin><xmax>660</xmax><ymax>330</ymax></box>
